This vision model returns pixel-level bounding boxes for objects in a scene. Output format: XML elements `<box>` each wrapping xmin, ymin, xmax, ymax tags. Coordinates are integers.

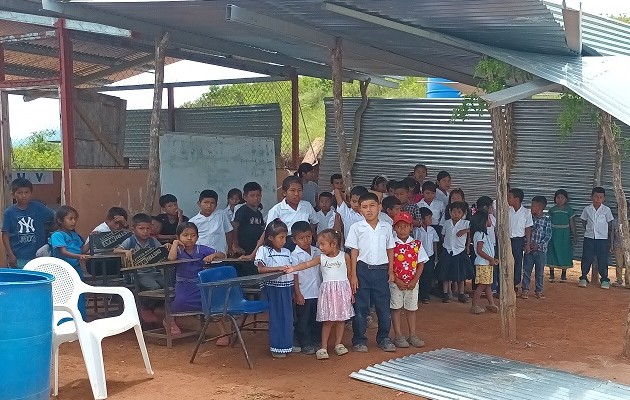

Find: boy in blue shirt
<box><xmin>2</xmin><ymin>178</ymin><xmax>54</xmax><ymax>268</ymax></box>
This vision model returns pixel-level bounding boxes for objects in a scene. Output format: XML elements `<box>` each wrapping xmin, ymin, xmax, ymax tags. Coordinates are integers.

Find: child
<box><xmin>290</xmin><ymin>221</ymin><xmax>322</xmax><ymax>355</ymax></box>
<box><xmin>232</xmin><ymin>182</ymin><xmax>265</xmax><ymax>257</ymax></box>
<box><xmin>402</xmin><ymin>177</ymin><xmax>421</xmax><ymax>205</ymax></box>
<box><xmin>297</xmin><ymin>163</ymin><xmax>319</xmax><ymax>209</ymax></box>
<box><xmin>91</xmin><ymin>207</ymin><xmax>128</xmax><ymax>234</ymax></box>
<box><xmin>439</xmin><ymin>202</ymin><xmax>471</xmax><ymax>303</ymax></box>
<box><xmin>380</xmin><ymin>196</ymin><xmax>402</xmax><ymax>226</ymax></box>
<box><xmin>330</xmin><ymin>173</ymin><xmax>344</xmax><ymax>208</ymax></box>
<box><xmin>522</xmin><ymin>196</ymin><xmax>552</xmax><ymax>299</ymax></box>
<box><xmin>508</xmin><ymin>188</ymin><xmax>533</xmax><ymax>292</ymax></box>
<box><xmin>417</xmin><ymin>181</ymin><xmax>445</xmax><ymax>234</ymax></box>
<box><xmin>50</xmin><ymin>205</ymin><xmax>89</xmax><ymax>318</ymax></box>
<box><xmin>154</xmin><ymin>194</ymin><xmax>188</xmax><ymax>242</ymax></box>
<box><xmin>115</xmin><ymin>213</ymin><xmax>166</xmax><ymax>323</ymax></box>
<box><xmin>166</xmin><ymin>222</ymin><xmax>225</xmax><ymax>336</ymax></box>
<box><xmin>345</xmin><ymin>192</ymin><xmax>396</xmax><ymax>352</ymax></box>
<box><xmin>612</xmin><ymin>216</ymin><xmax>629</xmax><ymax>287</ymax></box>
<box><xmin>254</xmin><ymin>219</ymin><xmax>296</xmax><ymax>358</ymax></box>
<box><xmin>315</xmin><ymin>192</ymin><xmax>335</xmax><ymax>234</ymax></box>
<box><xmin>334</xmin><ymin>185</ymin><xmax>368</xmax><ymax>243</ymax></box>
<box><xmin>151</xmin><ymin>217</ymin><xmax>163</xmax><ymax>239</ymax></box>
<box><xmin>435</xmin><ymin>171</ymin><xmax>452</xmax><ymax>206</ymax></box>
<box><xmin>224</xmin><ymin>188</ymin><xmax>244</xmax><ymax>221</ymax></box>
<box><xmin>413</xmin><ymin>164</ymin><xmax>428</xmax><ymax>189</ymax></box>
<box><xmin>579</xmin><ymin>187</ymin><xmax>614</xmax><ymax>289</ymax></box>
<box><xmin>547</xmin><ymin>189</ymin><xmax>576</xmax><ymax>283</ymax></box>
<box><xmin>189</xmin><ymin>190</ymin><xmax>234</xmax><ymax>255</ymax></box>
<box><xmin>390</xmin><ymin>212</ymin><xmax>428</xmax><ymax>348</ymax></box>
<box><xmin>443</xmin><ymin>188</ymin><xmax>469</xmax><ymax>222</ymax></box>
<box><xmin>416</xmin><ymin>207</ymin><xmax>439</xmax><ymax>304</ymax></box>
<box><xmin>287</xmin><ymin>229</ymin><xmax>354</xmax><ymax>360</ymax></box>
<box><xmin>470</xmin><ymin>210</ymin><xmax>499</xmax><ymax>314</ymax></box>
<box><xmin>2</xmin><ymin>178</ymin><xmax>54</xmax><ymax>268</ymax></box>
<box><xmin>370</xmin><ymin>176</ymin><xmax>388</xmax><ymax>202</ymax></box>
<box><xmin>393</xmin><ymin>181</ymin><xmax>422</xmax><ymax>228</ymax></box>
<box><xmin>476</xmin><ymin>196</ymin><xmax>498</xmax><ymax>292</ymax></box>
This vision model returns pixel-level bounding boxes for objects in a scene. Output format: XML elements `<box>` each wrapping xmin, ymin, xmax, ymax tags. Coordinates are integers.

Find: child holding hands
<box><xmin>470</xmin><ymin>210</ymin><xmax>499</xmax><ymax>314</ymax></box>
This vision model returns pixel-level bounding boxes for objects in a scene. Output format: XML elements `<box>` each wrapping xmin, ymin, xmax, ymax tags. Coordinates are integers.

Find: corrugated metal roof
<box><xmin>351</xmin><ymin>348</ymin><xmax>630</xmax><ymax>399</ymax></box>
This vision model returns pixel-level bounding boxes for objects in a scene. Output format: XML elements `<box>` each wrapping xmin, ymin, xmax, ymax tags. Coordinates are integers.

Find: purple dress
<box><xmin>171</xmin><ymin>245</ymin><xmax>216</xmax><ymax>313</ymax></box>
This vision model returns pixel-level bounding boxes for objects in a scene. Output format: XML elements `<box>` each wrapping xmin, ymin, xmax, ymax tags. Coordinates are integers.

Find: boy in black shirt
<box><xmin>232</xmin><ymin>182</ymin><xmax>264</xmax><ymax>275</ymax></box>
<box><xmin>154</xmin><ymin>194</ymin><xmax>188</xmax><ymax>243</ymax></box>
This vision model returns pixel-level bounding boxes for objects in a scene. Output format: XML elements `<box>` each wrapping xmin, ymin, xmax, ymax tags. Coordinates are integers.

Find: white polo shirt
<box><xmin>443</xmin><ymin>218</ymin><xmax>470</xmax><ymax>256</ymax></box>
<box><xmin>291</xmin><ymin>246</ymin><xmax>322</xmax><ymax>299</ymax></box>
<box><xmin>189</xmin><ymin>209</ymin><xmax>233</xmax><ymax>253</ymax></box>
<box><xmin>265</xmin><ymin>199</ymin><xmax>318</xmax><ymax>232</ymax></box>
<box><xmin>435</xmin><ymin>189</ymin><xmax>450</xmax><ymax>207</ymax></box>
<box><xmin>509</xmin><ymin>206</ymin><xmax>533</xmax><ymax>238</ymax></box>
<box><xmin>581</xmin><ymin>204</ymin><xmax>614</xmax><ymax>239</ymax></box>
<box><xmin>379</xmin><ymin>212</ymin><xmax>393</xmax><ymax>226</ymax></box>
<box><xmin>417</xmin><ymin>198</ymin><xmax>445</xmax><ymax>225</ymax></box>
<box><xmin>488</xmin><ymin>214</ymin><xmax>497</xmax><ymax>245</ymax></box>
<box><xmin>414</xmin><ymin>225</ymin><xmax>440</xmax><ymax>257</ymax></box>
<box><xmin>336</xmin><ymin>202</ymin><xmax>364</xmax><ymax>239</ymax></box>
<box><xmin>315</xmin><ymin>209</ymin><xmax>335</xmax><ymax>234</ymax></box>
<box><xmin>345</xmin><ymin>219</ymin><xmax>395</xmax><ymax>265</ymax></box>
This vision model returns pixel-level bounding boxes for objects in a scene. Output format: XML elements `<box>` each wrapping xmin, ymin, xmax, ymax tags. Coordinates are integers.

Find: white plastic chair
<box><xmin>24</xmin><ymin>257</ymin><xmax>154</xmax><ymax>399</ymax></box>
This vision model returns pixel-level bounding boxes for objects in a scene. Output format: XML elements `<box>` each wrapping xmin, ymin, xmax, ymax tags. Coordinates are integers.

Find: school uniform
<box><xmin>189</xmin><ymin>209</ymin><xmax>233</xmax><ymax>254</ymax></box>
<box><xmin>435</xmin><ymin>189</ymin><xmax>450</xmax><ymax>208</ymax></box>
<box><xmin>415</xmin><ymin>225</ymin><xmax>439</xmax><ymax>301</ymax></box>
<box><xmin>509</xmin><ymin>205</ymin><xmax>533</xmax><ymax>287</ymax></box>
<box><xmin>336</xmin><ymin>202</ymin><xmax>364</xmax><ymax>240</ymax></box>
<box><xmin>224</xmin><ymin>204</ymin><xmax>243</xmax><ymax>222</ymax></box>
<box><xmin>439</xmin><ymin>219</ymin><xmax>472</xmax><ymax>282</ymax></box>
<box><xmin>266</xmin><ymin>199</ymin><xmax>318</xmax><ymax>251</ymax></box>
<box><xmin>473</xmin><ymin>231</ymin><xmax>495</xmax><ymax>285</ymax></box>
<box><xmin>345</xmin><ymin>220</ymin><xmax>395</xmax><ymax>347</ymax></box>
<box><xmin>416</xmin><ymin>198</ymin><xmax>445</xmax><ymax>227</ymax></box>
<box><xmin>390</xmin><ymin>236</ymin><xmax>429</xmax><ymax>311</ymax></box>
<box><xmin>314</xmin><ymin>209</ymin><xmax>335</xmax><ymax>234</ymax></box>
<box><xmin>255</xmin><ymin>246</ymin><xmax>294</xmax><ymax>354</ymax></box>
<box><xmin>580</xmin><ymin>204</ymin><xmax>614</xmax><ymax>283</ymax></box>
<box><xmin>291</xmin><ymin>246</ymin><xmax>322</xmax><ymax>349</ymax></box>
<box><xmin>379</xmin><ymin>212</ymin><xmax>394</xmax><ymax>226</ymax></box>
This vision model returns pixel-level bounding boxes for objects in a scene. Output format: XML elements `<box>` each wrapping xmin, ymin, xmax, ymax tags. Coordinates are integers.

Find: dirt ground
<box><xmin>55</xmin><ymin>267</ymin><xmax>630</xmax><ymax>400</ymax></box>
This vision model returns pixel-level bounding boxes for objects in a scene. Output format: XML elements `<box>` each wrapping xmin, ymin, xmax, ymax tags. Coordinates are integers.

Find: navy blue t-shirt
<box><xmin>2</xmin><ymin>202</ymin><xmax>54</xmax><ymax>260</ymax></box>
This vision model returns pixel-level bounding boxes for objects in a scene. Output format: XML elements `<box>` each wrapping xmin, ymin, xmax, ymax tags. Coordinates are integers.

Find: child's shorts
<box><xmin>475</xmin><ymin>265</ymin><xmax>493</xmax><ymax>285</ymax></box>
<box><xmin>389</xmin><ymin>283</ymin><xmax>419</xmax><ymax>311</ymax></box>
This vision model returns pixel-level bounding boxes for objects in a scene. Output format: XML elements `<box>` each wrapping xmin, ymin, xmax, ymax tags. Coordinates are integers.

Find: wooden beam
<box><xmin>349</xmin><ymin>79</ymin><xmax>369</xmax><ymax>168</ymax></box>
<box><xmin>332</xmin><ymin>37</ymin><xmax>353</xmax><ymax>193</ymax></box>
<box><xmin>0</xmin><ymin>91</ymin><xmax>12</xmax><ymax>212</ymax></box>
<box><xmin>490</xmin><ymin>106</ymin><xmax>517</xmax><ymax>341</ymax></box>
<box><xmin>142</xmin><ymin>32</ymin><xmax>169</xmax><ymax>214</ymax></box>
<box><xmin>74</xmin><ymin>104</ymin><xmax>125</xmax><ymax>166</ymax></box>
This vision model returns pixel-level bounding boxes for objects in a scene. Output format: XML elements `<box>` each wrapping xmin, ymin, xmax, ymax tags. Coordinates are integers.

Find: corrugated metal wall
<box><xmin>124</xmin><ymin>104</ymin><xmax>282</xmax><ymax>168</ymax></box>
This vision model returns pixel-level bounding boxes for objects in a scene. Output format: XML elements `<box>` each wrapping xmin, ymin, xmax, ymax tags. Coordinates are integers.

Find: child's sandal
<box><xmin>316</xmin><ymin>348</ymin><xmax>329</xmax><ymax>360</ymax></box>
<box><xmin>485</xmin><ymin>305</ymin><xmax>499</xmax><ymax>313</ymax></box>
<box><xmin>334</xmin><ymin>344</ymin><xmax>349</xmax><ymax>356</ymax></box>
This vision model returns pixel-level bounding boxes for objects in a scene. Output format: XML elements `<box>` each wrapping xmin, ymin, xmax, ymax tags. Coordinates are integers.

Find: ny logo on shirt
<box><xmin>18</xmin><ymin>216</ymin><xmax>35</xmax><ymax>234</ymax></box>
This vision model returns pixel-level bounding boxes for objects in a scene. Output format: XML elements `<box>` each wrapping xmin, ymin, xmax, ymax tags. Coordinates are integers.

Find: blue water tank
<box><xmin>0</xmin><ymin>269</ymin><xmax>54</xmax><ymax>400</ymax></box>
<box><xmin>426</xmin><ymin>77</ymin><xmax>462</xmax><ymax>98</ymax></box>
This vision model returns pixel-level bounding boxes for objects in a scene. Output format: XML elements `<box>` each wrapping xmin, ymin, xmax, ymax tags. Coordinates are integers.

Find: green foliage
<box><xmin>611</xmin><ymin>14</ymin><xmax>630</xmax><ymax>24</ymax></box>
<box><xmin>12</xmin><ymin>129</ymin><xmax>62</xmax><ymax>169</ymax></box>
<box><xmin>183</xmin><ymin>76</ymin><xmax>426</xmax><ymax>158</ymax></box>
<box><xmin>451</xmin><ymin>56</ymin><xmax>532</xmax><ymax>121</ymax></box>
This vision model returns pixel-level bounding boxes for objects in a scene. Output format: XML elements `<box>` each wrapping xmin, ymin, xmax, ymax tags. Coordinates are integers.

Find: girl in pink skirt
<box><xmin>285</xmin><ymin>229</ymin><xmax>354</xmax><ymax>360</ymax></box>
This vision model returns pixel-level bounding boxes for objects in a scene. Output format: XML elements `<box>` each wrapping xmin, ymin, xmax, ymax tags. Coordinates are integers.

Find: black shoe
<box><xmin>302</xmin><ymin>346</ymin><xmax>316</xmax><ymax>355</ymax></box>
<box><xmin>421</xmin><ymin>298</ymin><xmax>430</xmax><ymax>304</ymax></box>
<box><xmin>458</xmin><ymin>294</ymin><xmax>469</xmax><ymax>303</ymax></box>
<box><xmin>442</xmin><ymin>293</ymin><xmax>450</xmax><ymax>303</ymax></box>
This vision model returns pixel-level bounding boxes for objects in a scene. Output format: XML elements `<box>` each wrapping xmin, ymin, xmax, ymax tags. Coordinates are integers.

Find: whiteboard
<box><xmin>159</xmin><ymin>133</ymin><xmax>277</xmax><ymax>217</ymax></box>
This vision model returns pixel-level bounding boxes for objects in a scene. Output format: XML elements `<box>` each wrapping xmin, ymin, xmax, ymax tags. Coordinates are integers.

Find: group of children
<box><xmin>1</xmin><ymin>161</ymin><xmax>622</xmax><ymax>360</ymax></box>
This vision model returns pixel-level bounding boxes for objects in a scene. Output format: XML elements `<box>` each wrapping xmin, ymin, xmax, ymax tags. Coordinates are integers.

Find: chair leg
<box><xmin>230</xmin><ymin>315</ymin><xmax>248</xmax><ymax>348</ymax></box>
<box><xmin>190</xmin><ymin>318</ymin><xmax>212</xmax><ymax>364</ymax></box>
<box><xmin>80</xmin><ymin>335</ymin><xmax>108</xmax><ymax>400</ymax></box>
<box><xmin>227</xmin><ymin>314</ymin><xmax>252</xmax><ymax>369</ymax></box>
<box><xmin>53</xmin><ymin>343</ymin><xmax>60</xmax><ymax>396</ymax></box>
<box><xmin>133</xmin><ymin>325</ymin><xmax>154</xmax><ymax>376</ymax></box>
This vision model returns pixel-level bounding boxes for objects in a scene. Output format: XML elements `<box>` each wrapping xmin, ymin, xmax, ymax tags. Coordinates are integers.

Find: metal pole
<box><xmin>291</xmin><ymin>74</ymin><xmax>299</xmax><ymax>168</ymax></box>
<box><xmin>57</xmin><ymin>19</ymin><xmax>75</xmax><ymax>203</ymax></box>
<box><xmin>167</xmin><ymin>86</ymin><xmax>175</xmax><ymax>132</ymax></box>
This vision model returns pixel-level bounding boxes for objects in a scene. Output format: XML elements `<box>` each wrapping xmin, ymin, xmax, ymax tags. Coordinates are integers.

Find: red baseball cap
<box><xmin>393</xmin><ymin>211</ymin><xmax>413</xmax><ymax>226</ymax></box>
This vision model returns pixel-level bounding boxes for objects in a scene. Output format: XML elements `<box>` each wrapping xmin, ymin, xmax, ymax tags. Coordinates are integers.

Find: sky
<box><xmin>7</xmin><ymin>0</ymin><xmax>629</xmax><ymax>141</ymax></box>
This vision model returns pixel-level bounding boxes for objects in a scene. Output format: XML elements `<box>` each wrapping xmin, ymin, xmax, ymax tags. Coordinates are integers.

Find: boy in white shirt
<box><xmin>508</xmin><ymin>188</ymin><xmax>533</xmax><ymax>292</ymax></box>
<box><xmin>417</xmin><ymin>181</ymin><xmax>445</xmax><ymax>233</ymax></box>
<box><xmin>333</xmin><ymin>186</ymin><xmax>368</xmax><ymax>245</ymax></box>
<box><xmin>189</xmin><ymin>190</ymin><xmax>233</xmax><ymax>254</ymax></box>
<box><xmin>291</xmin><ymin>221</ymin><xmax>322</xmax><ymax>355</ymax></box>
<box><xmin>579</xmin><ymin>187</ymin><xmax>614</xmax><ymax>289</ymax></box>
<box><xmin>380</xmin><ymin>196</ymin><xmax>401</xmax><ymax>226</ymax></box>
<box><xmin>346</xmin><ymin>192</ymin><xmax>396</xmax><ymax>353</ymax></box>
<box><xmin>416</xmin><ymin>207</ymin><xmax>440</xmax><ymax>303</ymax></box>
<box><xmin>315</xmin><ymin>192</ymin><xmax>335</xmax><ymax>234</ymax></box>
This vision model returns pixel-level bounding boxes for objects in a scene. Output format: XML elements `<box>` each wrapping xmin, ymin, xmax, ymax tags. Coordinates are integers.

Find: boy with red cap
<box><xmin>390</xmin><ymin>211</ymin><xmax>429</xmax><ymax>348</ymax></box>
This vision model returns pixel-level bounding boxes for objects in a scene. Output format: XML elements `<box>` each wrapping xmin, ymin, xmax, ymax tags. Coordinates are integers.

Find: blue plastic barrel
<box><xmin>0</xmin><ymin>269</ymin><xmax>54</xmax><ymax>400</ymax></box>
<box><xmin>426</xmin><ymin>77</ymin><xmax>462</xmax><ymax>98</ymax></box>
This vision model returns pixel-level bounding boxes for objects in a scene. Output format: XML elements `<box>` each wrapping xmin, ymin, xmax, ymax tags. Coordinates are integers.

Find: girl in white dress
<box><xmin>286</xmin><ymin>229</ymin><xmax>354</xmax><ymax>360</ymax></box>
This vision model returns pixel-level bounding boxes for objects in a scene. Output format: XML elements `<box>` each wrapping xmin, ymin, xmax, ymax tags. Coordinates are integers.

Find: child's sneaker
<box><xmin>334</xmin><ymin>344</ymin><xmax>349</xmax><ymax>356</ymax></box>
<box><xmin>601</xmin><ymin>281</ymin><xmax>611</xmax><ymax>290</ymax></box>
<box><xmin>578</xmin><ymin>279</ymin><xmax>588</xmax><ymax>288</ymax></box>
<box><xmin>378</xmin><ymin>338</ymin><xmax>396</xmax><ymax>352</ymax></box>
<box><xmin>315</xmin><ymin>349</ymin><xmax>329</xmax><ymax>360</ymax></box>
<box><xmin>442</xmin><ymin>293</ymin><xmax>450</xmax><ymax>303</ymax></box>
<box><xmin>560</xmin><ymin>276</ymin><xmax>568</xmax><ymax>283</ymax></box>
<box><xmin>520</xmin><ymin>291</ymin><xmax>529</xmax><ymax>299</ymax></box>
<box><xmin>470</xmin><ymin>305</ymin><xmax>485</xmax><ymax>314</ymax></box>
<box><xmin>485</xmin><ymin>304</ymin><xmax>499</xmax><ymax>313</ymax></box>
<box><xmin>302</xmin><ymin>346</ymin><xmax>316</xmax><ymax>355</ymax></box>
<box><xmin>352</xmin><ymin>344</ymin><xmax>368</xmax><ymax>353</ymax></box>
<box><xmin>291</xmin><ymin>346</ymin><xmax>302</xmax><ymax>353</ymax></box>
<box><xmin>408</xmin><ymin>336</ymin><xmax>425</xmax><ymax>348</ymax></box>
<box><xmin>271</xmin><ymin>352</ymin><xmax>286</xmax><ymax>358</ymax></box>
<box><xmin>549</xmin><ymin>277</ymin><xmax>555</xmax><ymax>283</ymax></box>
<box><xmin>393</xmin><ymin>336</ymin><xmax>410</xmax><ymax>348</ymax></box>
<box><xmin>457</xmin><ymin>294</ymin><xmax>469</xmax><ymax>303</ymax></box>
<box><xmin>535</xmin><ymin>292</ymin><xmax>545</xmax><ymax>299</ymax></box>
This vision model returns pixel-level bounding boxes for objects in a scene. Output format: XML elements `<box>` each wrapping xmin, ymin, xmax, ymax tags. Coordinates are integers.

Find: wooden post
<box><xmin>490</xmin><ymin>106</ymin><xmax>517</xmax><ymax>341</ymax></box>
<box><xmin>505</xmin><ymin>103</ymin><xmax>516</xmax><ymax>173</ymax></box>
<box><xmin>331</xmin><ymin>37</ymin><xmax>353</xmax><ymax>193</ymax></box>
<box><xmin>599</xmin><ymin>111</ymin><xmax>630</xmax><ymax>356</ymax></box>
<box><xmin>0</xmin><ymin>91</ymin><xmax>12</xmax><ymax>211</ymax></box>
<box><xmin>349</xmin><ymin>79</ymin><xmax>369</xmax><ymax>168</ymax></box>
<box><xmin>142</xmin><ymin>32</ymin><xmax>170</xmax><ymax>214</ymax></box>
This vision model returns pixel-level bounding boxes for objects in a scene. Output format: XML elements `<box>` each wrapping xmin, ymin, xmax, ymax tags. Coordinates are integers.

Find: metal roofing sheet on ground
<box><xmin>351</xmin><ymin>348</ymin><xmax>630</xmax><ymax>399</ymax></box>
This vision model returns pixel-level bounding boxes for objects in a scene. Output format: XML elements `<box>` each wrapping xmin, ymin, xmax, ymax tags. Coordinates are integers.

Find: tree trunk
<box><xmin>505</xmin><ymin>103</ymin><xmax>516</xmax><ymax>173</ymax></box>
<box><xmin>490</xmin><ymin>106</ymin><xmax>517</xmax><ymax>341</ymax></box>
<box><xmin>600</xmin><ymin>111</ymin><xmax>630</xmax><ymax>357</ymax></box>
<box><xmin>331</xmin><ymin>37</ymin><xmax>353</xmax><ymax>193</ymax></box>
<box><xmin>0</xmin><ymin>91</ymin><xmax>12</xmax><ymax>212</ymax></box>
<box><xmin>142</xmin><ymin>32</ymin><xmax>170</xmax><ymax>214</ymax></box>
<box><xmin>349</xmin><ymin>79</ymin><xmax>369</xmax><ymax>168</ymax></box>
<box><xmin>591</xmin><ymin>126</ymin><xmax>605</xmax><ymax>282</ymax></box>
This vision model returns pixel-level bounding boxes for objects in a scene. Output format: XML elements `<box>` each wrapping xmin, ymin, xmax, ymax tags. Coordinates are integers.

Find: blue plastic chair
<box><xmin>190</xmin><ymin>266</ymin><xmax>268</xmax><ymax>369</ymax></box>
